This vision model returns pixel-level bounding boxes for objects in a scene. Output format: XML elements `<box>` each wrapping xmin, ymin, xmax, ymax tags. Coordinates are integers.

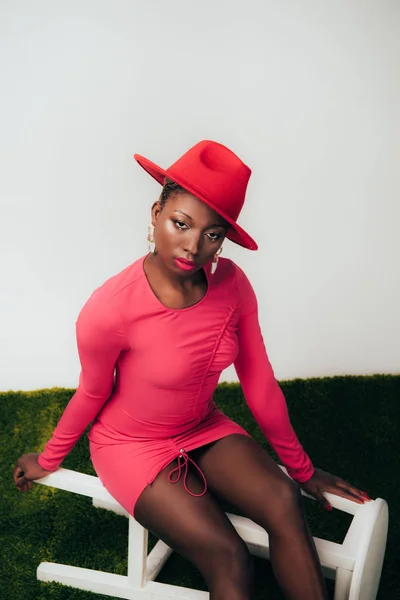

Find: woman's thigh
<box><xmin>190</xmin><ymin>434</ymin><xmax>303</xmax><ymax>534</ymax></box>
<box><xmin>134</xmin><ymin>457</ymin><xmax>252</xmax><ymax>581</ymax></box>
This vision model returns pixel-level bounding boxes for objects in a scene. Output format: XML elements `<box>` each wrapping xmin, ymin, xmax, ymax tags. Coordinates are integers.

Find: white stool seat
<box><xmin>34</xmin><ymin>466</ymin><xmax>388</xmax><ymax>600</ymax></box>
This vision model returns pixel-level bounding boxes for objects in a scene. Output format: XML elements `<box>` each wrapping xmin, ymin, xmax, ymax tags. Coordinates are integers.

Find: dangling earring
<box><xmin>147</xmin><ymin>223</ymin><xmax>155</xmax><ymax>253</ymax></box>
<box><xmin>211</xmin><ymin>246</ymin><xmax>223</xmax><ymax>275</ymax></box>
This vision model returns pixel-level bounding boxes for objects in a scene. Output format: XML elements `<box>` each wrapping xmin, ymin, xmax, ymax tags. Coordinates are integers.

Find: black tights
<box><xmin>134</xmin><ymin>434</ymin><xmax>328</xmax><ymax>600</ymax></box>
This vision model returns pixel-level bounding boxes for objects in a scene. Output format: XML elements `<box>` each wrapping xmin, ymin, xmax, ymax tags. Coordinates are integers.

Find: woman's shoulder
<box><xmin>218</xmin><ymin>257</ymin><xmax>257</xmax><ymax>314</ymax></box>
<box><xmin>88</xmin><ymin>255</ymin><xmax>146</xmax><ymax>302</ymax></box>
<box><xmin>77</xmin><ymin>255</ymin><xmax>146</xmax><ymax>321</ymax></box>
<box><xmin>218</xmin><ymin>256</ymin><xmax>252</xmax><ymax>287</ymax></box>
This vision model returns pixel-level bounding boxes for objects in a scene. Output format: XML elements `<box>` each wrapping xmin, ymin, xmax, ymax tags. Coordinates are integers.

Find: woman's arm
<box><xmin>233</xmin><ymin>265</ymin><xmax>314</xmax><ymax>483</ymax></box>
<box><xmin>37</xmin><ymin>289</ymin><xmax>128</xmax><ymax>472</ymax></box>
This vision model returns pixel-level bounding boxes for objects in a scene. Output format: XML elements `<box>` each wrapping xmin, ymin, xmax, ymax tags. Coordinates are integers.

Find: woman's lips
<box><xmin>174</xmin><ymin>258</ymin><xmax>197</xmax><ymax>271</ymax></box>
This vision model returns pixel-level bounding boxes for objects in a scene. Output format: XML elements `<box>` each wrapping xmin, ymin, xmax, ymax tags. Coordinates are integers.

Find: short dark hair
<box><xmin>159</xmin><ymin>178</ymin><xmax>186</xmax><ymax>209</ymax></box>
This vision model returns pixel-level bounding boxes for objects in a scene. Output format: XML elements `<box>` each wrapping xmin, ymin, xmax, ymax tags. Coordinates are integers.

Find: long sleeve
<box><xmin>233</xmin><ymin>265</ymin><xmax>314</xmax><ymax>483</ymax></box>
<box><xmin>38</xmin><ymin>289</ymin><xmax>128</xmax><ymax>472</ymax></box>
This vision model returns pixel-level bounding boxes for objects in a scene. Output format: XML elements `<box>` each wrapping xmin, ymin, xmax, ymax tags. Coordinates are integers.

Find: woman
<box><xmin>14</xmin><ymin>140</ymin><xmax>370</xmax><ymax>600</ymax></box>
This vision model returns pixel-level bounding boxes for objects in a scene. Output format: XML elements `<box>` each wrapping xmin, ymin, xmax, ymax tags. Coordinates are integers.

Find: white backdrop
<box><xmin>1</xmin><ymin>0</ymin><xmax>399</xmax><ymax>391</ymax></box>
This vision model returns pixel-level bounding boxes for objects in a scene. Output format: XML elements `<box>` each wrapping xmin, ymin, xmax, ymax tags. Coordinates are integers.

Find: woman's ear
<box><xmin>151</xmin><ymin>200</ymin><xmax>162</xmax><ymax>225</ymax></box>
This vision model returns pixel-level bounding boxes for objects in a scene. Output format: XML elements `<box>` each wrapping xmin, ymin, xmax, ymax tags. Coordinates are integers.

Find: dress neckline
<box><xmin>141</xmin><ymin>253</ymin><xmax>211</xmax><ymax>312</ymax></box>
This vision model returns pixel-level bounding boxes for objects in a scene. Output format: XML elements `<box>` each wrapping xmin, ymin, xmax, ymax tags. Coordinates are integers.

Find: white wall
<box><xmin>1</xmin><ymin>0</ymin><xmax>399</xmax><ymax>391</ymax></box>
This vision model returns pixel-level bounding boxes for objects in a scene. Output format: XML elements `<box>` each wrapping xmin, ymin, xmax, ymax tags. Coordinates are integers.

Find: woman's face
<box><xmin>151</xmin><ymin>191</ymin><xmax>229</xmax><ymax>274</ymax></box>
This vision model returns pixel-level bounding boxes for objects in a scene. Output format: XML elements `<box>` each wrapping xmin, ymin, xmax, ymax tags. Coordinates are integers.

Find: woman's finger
<box><xmin>310</xmin><ymin>489</ymin><xmax>331</xmax><ymax>511</ymax></box>
<box><xmin>16</xmin><ymin>474</ymin><xmax>27</xmax><ymax>488</ymax></box>
<box><xmin>331</xmin><ymin>478</ymin><xmax>369</xmax><ymax>496</ymax></box>
<box><xmin>342</xmin><ymin>484</ymin><xmax>371</xmax><ymax>502</ymax></box>
<box><xmin>326</xmin><ymin>483</ymin><xmax>366</xmax><ymax>504</ymax></box>
<box><xmin>13</xmin><ymin>465</ymin><xmax>23</xmax><ymax>485</ymax></box>
<box><xmin>335</xmin><ymin>479</ymin><xmax>370</xmax><ymax>496</ymax></box>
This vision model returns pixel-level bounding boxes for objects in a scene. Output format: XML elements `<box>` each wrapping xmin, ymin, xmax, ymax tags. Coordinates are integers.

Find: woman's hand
<box><xmin>13</xmin><ymin>452</ymin><xmax>52</xmax><ymax>492</ymax></box>
<box><xmin>298</xmin><ymin>467</ymin><xmax>372</xmax><ymax>511</ymax></box>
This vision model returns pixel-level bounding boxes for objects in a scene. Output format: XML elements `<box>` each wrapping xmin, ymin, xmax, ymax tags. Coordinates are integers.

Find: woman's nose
<box><xmin>184</xmin><ymin>233</ymin><xmax>201</xmax><ymax>255</ymax></box>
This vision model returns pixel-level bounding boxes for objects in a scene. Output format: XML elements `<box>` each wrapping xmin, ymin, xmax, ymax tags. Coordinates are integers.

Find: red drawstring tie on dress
<box><xmin>168</xmin><ymin>448</ymin><xmax>208</xmax><ymax>497</ymax></box>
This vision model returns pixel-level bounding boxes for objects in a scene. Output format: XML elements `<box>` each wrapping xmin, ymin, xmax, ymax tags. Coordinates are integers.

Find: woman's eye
<box><xmin>173</xmin><ymin>219</ymin><xmax>221</xmax><ymax>241</ymax></box>
<box><xmin>174</xmin><ymin>220</ymin><xmax>187</xmax><ymax>230</ymax></box>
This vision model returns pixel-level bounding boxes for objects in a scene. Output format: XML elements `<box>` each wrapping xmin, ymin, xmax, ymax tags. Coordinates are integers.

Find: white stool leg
<box><xmin>348</xmin><ymin>499</ymin><xmax>389</xmax><ymax>600</ymax></box>
<box><xmin>334</xmin><ymin>568</ymin><xmax>353</xmax><ymax>600</ymax></box>
<box><xmin>127</xmin><ymin>516</ymin><xmax>148</xmax><ymax>588</ymax></box>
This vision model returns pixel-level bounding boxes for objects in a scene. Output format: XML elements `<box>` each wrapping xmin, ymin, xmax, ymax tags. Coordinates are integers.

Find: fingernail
<box><xmin>324</xmin><ymin>505</ymin><xmax>332</xmax><ymax>511</ymax></box>
<box><xmin>361</xmin><ymin>492</ymin><xmax>371</xmax><ymax>500</ymax></box>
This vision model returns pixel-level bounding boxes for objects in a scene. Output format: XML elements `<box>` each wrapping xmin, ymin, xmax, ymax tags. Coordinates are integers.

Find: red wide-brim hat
<box><xmin>133</xmin><ymin>140</ymin><xmax>258</xmax><ymax>251</ymax></box>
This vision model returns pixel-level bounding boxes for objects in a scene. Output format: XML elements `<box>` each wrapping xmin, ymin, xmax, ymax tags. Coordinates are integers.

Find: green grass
<box><xmin>1</xmin><ymin>375</ymin><xmax>399</xmax><ymax>599</ymax></box>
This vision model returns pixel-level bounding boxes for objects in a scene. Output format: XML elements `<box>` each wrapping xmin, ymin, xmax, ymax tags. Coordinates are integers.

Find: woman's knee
<box><xmin>264</xmin><ymin>478</ymin><xmax>304</xmax><ymax>534</ymax></box>
<box><xmin>209</xmin><ymin>534</ymin><xmax>252</xmax><ymax>570</ymax></box>
<box><xmin>280</xmin><ymin>478</ymin><xmax>303</xmax><ymax>505</ymax></box>
<box><xmin>201</xmin><ymin>535</ymin><xmax>254</xmax><ymax>591</ymax></box>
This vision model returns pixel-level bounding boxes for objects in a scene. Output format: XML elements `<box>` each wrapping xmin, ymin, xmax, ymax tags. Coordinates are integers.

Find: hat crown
<box><xmin>168</xmin><ymin>141</ymin><xmax>251</xmax><ymax>220</ymax></box>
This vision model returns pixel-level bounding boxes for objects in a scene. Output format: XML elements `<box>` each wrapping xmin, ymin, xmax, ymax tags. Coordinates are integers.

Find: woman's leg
<box><xmin>191</xmin><ymin>434</ymin><xmax>328</xmax><ymax>600</ymax></box>
<box><xmin>134</xmin><ymin>458</ymin><xmax>254</xmax><ymax>600</ymax></box>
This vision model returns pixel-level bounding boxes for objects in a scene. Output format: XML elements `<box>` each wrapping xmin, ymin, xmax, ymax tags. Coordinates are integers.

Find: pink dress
<box><xmin>38</xmin><ymin>254</ymin><xmax>314</xmax><ymax>516</ymax></box>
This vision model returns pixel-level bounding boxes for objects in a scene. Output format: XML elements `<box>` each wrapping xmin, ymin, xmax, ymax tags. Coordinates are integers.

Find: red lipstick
<box><xmin>174</xmin><ymin>258</ymin><xmax>196</xmax><ymax>271</ymax></box>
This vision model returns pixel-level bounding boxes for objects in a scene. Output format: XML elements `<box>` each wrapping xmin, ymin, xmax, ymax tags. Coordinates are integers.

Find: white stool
<box><xmin>35</xmin><ymin>466</ymin><xmax>388</xmax><ymax>600</ymax></box>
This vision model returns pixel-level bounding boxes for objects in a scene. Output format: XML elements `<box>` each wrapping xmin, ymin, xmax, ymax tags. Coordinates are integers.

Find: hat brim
<box><xmin>134</xmin><ymin>153</ymin><xmax>258</xmax><ymax>251</ymax></box>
